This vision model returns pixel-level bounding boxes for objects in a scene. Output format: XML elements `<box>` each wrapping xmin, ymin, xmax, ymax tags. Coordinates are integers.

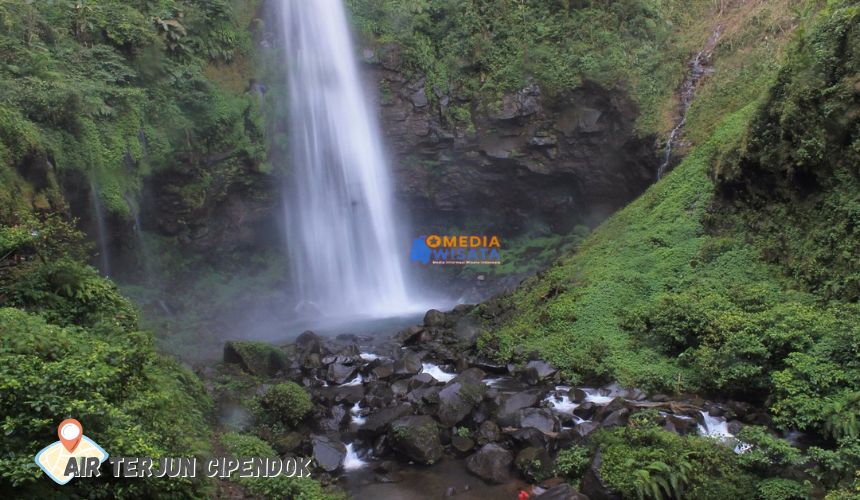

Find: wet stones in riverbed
<box><xmin>495</xmin><ymin>389</ymin><xmax>545</xmax><ymax>426</ymax></box>
<box><xmin>312</xmin><ymin>434</ymin><xmax>347</xmax><ymax>472</ymax></box>
<box><xmin>523</xmin><ymin>360</ymin><xmax>558</xmax><ymax>385</ymax></box>
<box><xmin>436</xmin><ymin>369</ymin><xmax>488</xmax><ymax>427</ymax></box>
<box><xmin>388</xmin><ymin>415</ymin><xmax>443</xmax><ymax>464</ymax></box>
<box><xmin>515</xmin><ymin>446</ymin><xmax>554</xmax><ymax>483</ymax></box>
<box><xmin>360</xmin><ymin>403</ymin><xmax>414</xmax><ymax>436</ymax></box>
<box><xmin>393</xmin><ymin>350</ymin><xmax>424</xmax><ymax>376</ymax></box>
<box><xmin>466</xmin><ymin>443</ymin><xmax>514</xmax><ymax>483</ymax></box>
<box><xmin>517</xmin><ymin>408</ymin><xmax>560</xmax><ymax>434</ymax></box>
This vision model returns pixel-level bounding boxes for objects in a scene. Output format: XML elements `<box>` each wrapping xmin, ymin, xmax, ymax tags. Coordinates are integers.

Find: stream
<box><xmin>214</xmin><ymin>306</ymin><xmax>766</xmax><ymax>499</ymax></box>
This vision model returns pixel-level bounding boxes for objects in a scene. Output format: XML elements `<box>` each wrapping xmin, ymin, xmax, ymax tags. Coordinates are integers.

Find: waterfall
<box><xmin>89</xmin><ymin>180</ymin><xmax>111</xmax><ymax>276</ymax></box>
<box><xmin>657</xmin><ymin>27</ymin><xmax>722</xmax><ymax>179</ymax></box>
<box><xmin>125</xmin><ymin>194</ymin><xmax>154</xmax><ymax>281</ymax></box>
<box><xmin>277</xmin><ymin>0</ymin><xmax>415</xmax><ymax>317</ymax></box>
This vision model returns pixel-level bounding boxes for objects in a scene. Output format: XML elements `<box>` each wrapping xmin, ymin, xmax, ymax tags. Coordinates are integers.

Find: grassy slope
<box><xmin>477</xmin><ymin>104</ymin><xmax>758</xmax><ymax>388</ymax></box>
<box><xmin>478</xmin><ymin>0</ymin><xmax>859</xmax><ymax>416</ymax></box>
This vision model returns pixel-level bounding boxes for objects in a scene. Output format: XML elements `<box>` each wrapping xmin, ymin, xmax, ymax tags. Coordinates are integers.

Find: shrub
<box><xmin>555</xmin><ymin>445</ymin><xmax>591</xmax><ymax>479</ymax></box>
<box><xmin>256</xmin><ymin>382</ymin><xmax>313</xmax><ymax>428</ymax></box>
<box><xmin>756</xmin><ymin>478</ymin><xmax>810</xmax><ymax>500</ymax></box>
<box><xmin>594</xmin><ymin>421</ymin><xmax>758</xmax><ymax>499</ymax></box>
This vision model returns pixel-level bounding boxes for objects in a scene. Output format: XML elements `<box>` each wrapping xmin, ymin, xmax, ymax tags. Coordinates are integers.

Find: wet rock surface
<box><xmin>365</xmin><ymin>54</ymin><xmax>658</xmax><ymax>237</ymax></box>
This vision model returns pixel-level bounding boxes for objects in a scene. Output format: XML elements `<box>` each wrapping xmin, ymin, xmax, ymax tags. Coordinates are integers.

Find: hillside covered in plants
<box><xmin>0</xmin><ymin>0</ymin><xmax>858</xmax><ymax>499</ymax></box>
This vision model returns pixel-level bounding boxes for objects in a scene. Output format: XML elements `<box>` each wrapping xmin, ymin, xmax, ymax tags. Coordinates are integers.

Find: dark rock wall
<box><xmin>364</xmin><ymin>45</ymin><xmax>658</xmax><ymax>235</ymax></box>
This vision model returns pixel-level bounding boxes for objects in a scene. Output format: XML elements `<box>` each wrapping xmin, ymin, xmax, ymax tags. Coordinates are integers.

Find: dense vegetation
<box><xmin>347</xmin><ymin>0</ymin><xmax>700</xmax><ymax>134</ymax></box>
<box><xmin>1</xmin><ymin>0</ymin><xmax>858</xmax><ymax>498</ymax></box>
<box><xmin>476</xmin><ymin>2</ymin><xmax>860</xmax><ymax>495</ymax></box>
<box><xmin>0</xmin><ymin>1</ymin><xmax>325</xmax><ymax>497</ymax></box>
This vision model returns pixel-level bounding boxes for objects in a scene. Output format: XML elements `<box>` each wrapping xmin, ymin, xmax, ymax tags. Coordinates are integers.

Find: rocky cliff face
<box><xmin>363</xmin><ymin>45</ymin><xmax>658</xmax><ymax>234</ymax></box>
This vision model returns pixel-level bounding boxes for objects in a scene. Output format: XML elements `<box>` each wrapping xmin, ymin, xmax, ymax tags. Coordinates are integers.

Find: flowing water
<box><xmin>657</xmin><ymin>27</ymin><xmax>722</xmax><ymax>179</ymax></box>
<box><xmin>89</xmin><ymin>180</ymin><xmax>111</xmax><ymax>276</ymax></box>
<box><xmin>278</xmin><ymin>0</ymin><xmax>417</xmax><ymax>317</ymax></box>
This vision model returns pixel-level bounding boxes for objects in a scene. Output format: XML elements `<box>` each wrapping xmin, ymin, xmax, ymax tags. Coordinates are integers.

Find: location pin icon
<box><xmin>58</xmin><ymin>419</ymin><xmax>83</xmax><ymax>452</ymax></box>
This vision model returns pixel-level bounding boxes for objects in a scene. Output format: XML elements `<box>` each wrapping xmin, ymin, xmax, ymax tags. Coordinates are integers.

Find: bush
<box><xmin>255</xmin><ymin>382</ymin><xmax>313</xmax><ymax>428</ymax></box>
<box><xmin>756</xmin><ymin>478</ymin><xmax>810</xmax><ymax>500</ymax></box>
<box><xmin>555</xmin><ymin>445</ymin><xmax>591</xmax><ymax>479</ymax></box>
<box><xmin>0</xmin><ymin>307</ymin><xmax>212</xmax><ymax>497</ymax></box>
<box><xmin>594</xmin><ymin>421</ymin><xmax>758</xmax><ymax>499</ymax></box>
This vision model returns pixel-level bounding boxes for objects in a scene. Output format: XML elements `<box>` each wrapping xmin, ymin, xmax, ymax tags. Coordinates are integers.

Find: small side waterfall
<box><xmin>88</xmin><ymin>180</ymin><xmax>111</xmax><ymax>276</ymax></box>
<box><xmin>277</xmin><ymin>0</ymin><xmax>415</xmax><ymax>317</ymax></box>
<box><xmin>657</xmin><ymin>27</ymin><xmax>722</xmax><ymax>179</ymax></box>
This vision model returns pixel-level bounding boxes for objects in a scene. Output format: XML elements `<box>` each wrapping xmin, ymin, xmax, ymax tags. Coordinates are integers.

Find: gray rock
<box><xmin>571</xmin><ymin>421</ymin><xmax>600</xmax><ymax>442</ymax></box>
<box><xmin>453</xmin><ymin>316</ymin><xmax>481</xmax><ymax>345</ymax></box>
<box><xmin>327</xmin><ymin>362</ymin><xmax>358</xmax><ymax>385</ymax></box>
<box><xmin>223</xmin><ymin>341</ymin><xmax>285</xmax><ymax>378</ymax></box>
<box><xmin>295</xmin><ymin>330</ymin><xmax>321</xmax><ymax>354</ymax></box>
<box><xmin>389</xmin><ymin>415</ymin><xmax>443</xmax><ymax>464</ymax></box>
<box><xmin>518</xmin><ymin>408</ymin><xmax>560</xmax><ymax>434</ymax></box>
<box><xmin>311</xmin><ymin>435</ymin><xmax>345</xmax><ymax>472</ymax></box>
<box><xmin>451</xmin><ymin>434</ymin><xmax>475</xmax><ymax>453</ymax></box>
<box><xmin>361</xmin><ymin>404</ymin><xmax>413</xmax><ymax>435</ymax></box>
<box><xmin>423</xmin><ymin>309</ymin><xmax>447</xmax><ymax>327</ymax></box>
<box><xmin>536</xmin><ymin>484</ymin><xmax>590</xmax><ymax>499</ymax></box>
<box><xmin>524</xmin><ymin>360</ymin><xmax>557</xmax><ymax>385</ymax></box>
<box><xmin>496</xmin><ymin>389</ymin><xmax>545</xmax><ymax>426</ymax></box>
<box><xmin>394</xmin><ymin>350</ymin><xmax>423</xmax><ymax>376</ymax></box>
<box><xmin>478</xmin><ymin>420</ymin><xmax>501</xmax><ymax>444</ymax></box>
<box><xmin>515</xmin><ymin>446</ymin><xmax>554</xmax><ymax>482</ymax></box>
<box><xmin>437</xmin><ymin>376</ymin><xmax>488</xmax><ymax>427</ymax></box>
<box><xmin>466</xmin><ymin>444</ymin><xmax>513</xmax><ymax>483</ymax></box>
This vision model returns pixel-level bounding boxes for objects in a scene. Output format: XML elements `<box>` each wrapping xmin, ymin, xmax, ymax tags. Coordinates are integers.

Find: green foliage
<box><xmin>0</xmin><ymin>307</ymin><xmax>213</xmax><ymax>497</ymax></box>
<box><xmin>255</xmin><ymin>382</ymin><xmax>313</xmax><ymax>428</ymax></box>
<box><xmin>7</xmin><ymin>258</ymin><xmax>138</xmax><ymax>329</ymax></box>
<box><xmin>594</xmin><ymin>421</ymin><xmax>757</xmax><ymax>499</ymax></box>
<box><xmin>756</xmin><ymin>478</ymin><xmax>811</xmax><ymax>500</ymax></box>
<box><xmin>715</xmin><ymin>1</ymin><xmax>860</xmax><ymax>302</ymax></box>
<box><xmin>736</xmin><ymin>426</ymin><xmax>805</xmax><ymax>475</ymax></box>
<box><xmin>346</xmin><ymin>0</ymin><xmax>703</xmax><ymax>134</ymax></box>
<box><xmin>0</xmin><ymin>0</ymin><xmax>264</xmax><ymax>222</ymax></box>
<box><xmin>219</xmin><ymin>432</ymin><xmax>338</xmax><ymax>500</ymax></box>
<box><xmin>555</xmin><ymin>445</ymin><xmax>591</xmax><ymax>480</ymax></box>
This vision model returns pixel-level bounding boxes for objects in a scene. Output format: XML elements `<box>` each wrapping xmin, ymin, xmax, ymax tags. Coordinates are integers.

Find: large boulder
<box><xmin>223</xmin><ymin>341</ymin><xmax>286</xmax><ymax>378</ymax></box>
<box><xmin>423</xmin><ymin>309</ymin><xmax>448</xmax><ymax>327</ymax></box>
<box><xmin>518</xmin><ymin>408</ymin><xmax>560</xmax><ymax>434</ymax></box>
<box><xmin>311</xmin><ymin>434</ymin><xmax>346</xmax><ymax>472</ymax></box>
<box><xmin>388</xmin><ymin>415</ymin><xmax>443</xmax><ymax>464</ymax></box>
<box><xmin>394</xmin><ymin>350</ymin><xmax>424</xmax><ymax>376</ymax></box>
<box><xmin>523</xmin><ymin>360</ymin><xmax>557</xmax><ymax>385</ymax></box>
<box><xmin>360</xmin><ymin>404</ymin><xmax>414</xmax><ymax>435</ymax></box>
<box><xmin>496</xmin><ymin>389</ymin><xmax>545</xmax><ymax>426</ymax></box>
<box><xmin>515</xmin><ymin>446</ymin><xmax>554</xmax><ymax>482</ymax></box>
<box><xmin>437</xmin><ymin>375</ymin><xmax>488</xmax><ymax>427</ymax></box>
<box><xmin>327</xmin><ymin>362</ymin><xmax>358</xmax><ymax>385</ymax></box>
<box><xmin>466</xmin><ymin>444</ymin><xmax>513</xmax><ymax>483</ymax></box>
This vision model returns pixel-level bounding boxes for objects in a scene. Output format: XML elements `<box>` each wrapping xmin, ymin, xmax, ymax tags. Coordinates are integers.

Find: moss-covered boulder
<box><xmin>388</xmin><ymin>415</ymin><xmax>443</xmax><ymax>464</ymax></box>
<box><xmin>223</xmin><ymin>340</ymin><xmax>287</xmax><ymax>378</ymax></box>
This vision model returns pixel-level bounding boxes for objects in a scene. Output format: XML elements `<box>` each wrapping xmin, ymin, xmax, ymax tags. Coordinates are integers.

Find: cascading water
<box><xmin>278</xmin><ymin>0</ymin><xmax>414</xmax><ymax>317</ymax></box>
<box><xmin>89</xmin><ymin>180</ymin><xmax>111</xmax><ymax>276</ymax></box>
<box><xmin>657</xmin><ymin>27</ymin><xmax>722</xmax><ymax>179</ymax></box>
